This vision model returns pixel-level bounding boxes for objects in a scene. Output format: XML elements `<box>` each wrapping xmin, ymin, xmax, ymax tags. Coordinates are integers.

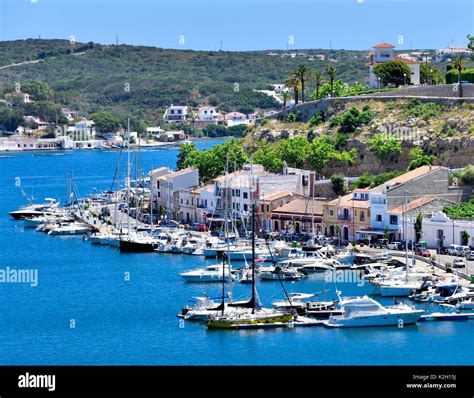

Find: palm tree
<box><xmin>285</xmin><ymin>74</ymin><xmax>301</xmax><ymax>105</ymax></box>
<box><xmin>326</xmin><ymin>65</ymin><xmax>337</xmax><ymax>97</ymax></box>
<box><xmin>281</xmin><ymin>91</ymin><xmax>291</xmax><ymax>109</ymax></box>
<box><xmin>294</xmin><ymin>64</ymin><xmax>310</xmax><ymax>103</ymax></box>
<box><xmin>450</xmin><ymin>55</ymin><xmax>468</xmax><ymax>98</ymax></box>
<box><xmin>312</xmin><ymin>71</ymin><xmax>324</xmax><ymax>100</ymax></box>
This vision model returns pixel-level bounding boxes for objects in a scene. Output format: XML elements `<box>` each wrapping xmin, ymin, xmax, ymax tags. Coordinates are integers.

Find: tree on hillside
<box><xmin>407</xmin><ymin>147</ymin><xmax>436</xmax><ymax>171</ymax></box>
<box><xmin>21</xmin><ymin>81</ymin><xmax>54</xmax><ymax>101</ymax></box>
<box><xmin>420</xmin><ymin>63</ymin><xmax>444</xmax><ymax>85</ymax></box>
<box><xmin>285</xmin><ymin>74</ymin><xmax>301</xmax><ymax>105</ymax></box>
<box><xmin>294</xmin><ymin>64</ymin><xmax>311</xmax><ymax>103</ymax></box>
<box><xmin>312</xmin><ymin>71</ymin><xmax>324</xmax><ymax>100</ymax></box>
<box><xmin>449</xmin><ymin>55</ymin><xmax>468</xmax><ymax>98</ymax></box>
<box><xmin>281</xmin><ymin>91</ymin><xmax>291</xmax><ymax>109</ymax></box>
<box><xmin>331</xmin><ymin>174</ymin><xmax>345</xmax><ymax>196</ymax></box>
<box><xmin>0</xmin><ymin>107</ymin><xmax>24</xmax><ymax>132</ymax></box>
<box><xmin>326</xmin><ymin>65</ymin><xmax>337</xmax><ymax>96</ymax></box>
<box><xmin>373</xmin><ymin>60</ymin><xmax>411</xmax><ymax>86</ymax></box>
<box><xmin>89</xmin><ymin>111</ymin><xmax>121</xmax><ymax>133</ymax></box>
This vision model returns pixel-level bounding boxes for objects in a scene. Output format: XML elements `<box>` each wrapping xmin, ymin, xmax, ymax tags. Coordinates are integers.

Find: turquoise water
<box><xmin>0</xmin><ymin>139</ymin><xmax>473</xmax><ymax>365</ymax></box>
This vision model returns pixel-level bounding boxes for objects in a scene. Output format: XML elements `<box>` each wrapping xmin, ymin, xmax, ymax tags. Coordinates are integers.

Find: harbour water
<box><xmin>0</xmin><ymin>139</ymin><xmax>473</xmax><ymax>365</ymax></box>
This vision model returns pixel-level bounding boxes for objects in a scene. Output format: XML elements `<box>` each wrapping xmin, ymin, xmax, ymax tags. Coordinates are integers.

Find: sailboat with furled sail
<box><xmin>207</xmin><ymin>203</ymin><xmax>294</xmax><ymax>329</ymax></box>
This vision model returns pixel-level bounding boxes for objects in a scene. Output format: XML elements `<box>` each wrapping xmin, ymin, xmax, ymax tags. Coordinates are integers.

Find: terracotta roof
<box><xmin>393</xmin><ymin>56</ymin><xmax>419</xmax><ymax>65</ymax></box>
<box><xmin>158</xmin><ymin>167</ymin><xmax>195</xmax><ymax>180</ymax></box>
<box><xmin>373</xmin><ymin>42</ymin><xmax>395</xmax><ymax>49</ymax></box>
<box><xmin>371</xmin><ymin>166</ymin><xmax>443</xmax><ymax>193</ymax></box>
<box><xmin>390</xmin><ymin>196</ymin><xmax>454</xmax><ymax>215</ymax></box>
<box><xmin>328</xmin><ymin>193</ymin><xmax>371</xmax><ymax>209</ymax></box>
<box><xmin>261</xmin><ymin>191</ymin><xmax>292</xmax><ymax>202</ymax></box>
<box><xmin>272</xmin><ymin>197</ymin><xmax>325</xmax><ymax>216</ymax></box>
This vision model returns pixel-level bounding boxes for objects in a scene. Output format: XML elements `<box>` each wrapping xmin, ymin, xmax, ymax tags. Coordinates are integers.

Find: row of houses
<box><xmin>147</xmin><ymin>164</ymin><xmax>474</xmax><ymax>248</ymax></box>
<box><xmin>163</xmin><ymin>105</ymin><xmax>253</xmax><ymax>127</ymax></box>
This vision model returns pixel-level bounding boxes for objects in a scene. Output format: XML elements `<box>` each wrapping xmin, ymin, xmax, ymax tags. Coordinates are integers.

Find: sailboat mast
<box><xmin>127</xmin><ymin>119</ymin><xmax>131</xmax><ymax>235</ymax></box>
<box><xmin>251</xmin><ymin>203</ymin><xmax>256</xmax><ymax>314</ymax></box>
<box><xmin>404</xmin><ymin>190</ymin><xmax>409</xmax><ymax>284</ymax></box>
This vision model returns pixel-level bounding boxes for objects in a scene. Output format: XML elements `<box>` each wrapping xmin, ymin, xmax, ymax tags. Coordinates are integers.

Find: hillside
<box><xmin>0</xmin><ymin>39</ymin><xmax>441</xmax><ymax>124</ymax></box>
<box><xmin>245</xmin><ymin>98</ymin><xmax>474</xmax><ymax>176</ymax></box>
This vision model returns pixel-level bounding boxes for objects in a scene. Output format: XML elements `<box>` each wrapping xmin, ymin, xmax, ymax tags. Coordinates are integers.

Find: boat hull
<box><xmin>119</xmin><ymin>240</ymin><xmax>156</xmax><ymax>253</ymax></box>
<box><xmin>325</xmin><ymin>311</ymin><xmax>424</xmax><ymax>328</ymax></box>
<box><xmin>207</xmin><ymin>313</ymin><xmax>294</xmax><ymax>329</ymax></box>
<box><xmin>380</xmin><ymin>286</ymin><xmax>417</xmax><ymax>297</ymax></box>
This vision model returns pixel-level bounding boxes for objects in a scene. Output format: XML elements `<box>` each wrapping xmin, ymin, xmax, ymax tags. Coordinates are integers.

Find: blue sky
<box><xmin>0</xmin><ymin>0</ymin><xmax>472</xmax><ymax>51</ymax></box>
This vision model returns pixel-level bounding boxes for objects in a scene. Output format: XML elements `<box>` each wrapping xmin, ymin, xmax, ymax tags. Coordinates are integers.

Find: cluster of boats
<box><xmin>10</xmin><ymin>199</ymin><xmax>92</xmax><ymax>236</ymax></box>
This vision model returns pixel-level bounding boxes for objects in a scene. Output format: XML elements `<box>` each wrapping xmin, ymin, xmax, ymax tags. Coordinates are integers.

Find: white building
<box><xmin>402</xmin><ymin>211</ymin><xmax>474</xmax><ymax>249</ymax></box>
<box><xmin>224</xmin><ymin>112</ymin><xmax>248</xmax><ymax>127</ymax></box>
<box><xmin>436</xmin><ymin>46</ymin><xmax>472</xmax><ymax>58</ymax></box>
<box><xmin>146</xmin><ymin>127</ymin><xmax>165</xmax><ymax>139</ymax></box>
<box><xmin>164</xmin><ymin>105</ymin><xmax>190</xmax><ymax>123</ymax></box>
<box><xmin>150</xmin><ymin>167</ymin><xmax>199</xmax><ymax>218</ymax></box>
<box><xmin>367</xmin><ymin>42</ymin><xmax>420</xmax><ymax>87</ymax></box>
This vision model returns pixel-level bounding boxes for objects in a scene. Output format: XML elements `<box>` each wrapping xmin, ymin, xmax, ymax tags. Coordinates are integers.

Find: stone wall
<box><xmin>269</xmin><ymin>94</ymin><xmax>474</xmax><ymax>123</ymax></box>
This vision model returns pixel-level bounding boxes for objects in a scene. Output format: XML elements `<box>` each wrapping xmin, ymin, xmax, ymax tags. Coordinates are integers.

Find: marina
<box><xmin>1</xmin><ymin>145</ymin><xmax>474</xmax><ymax>365</ymax></box>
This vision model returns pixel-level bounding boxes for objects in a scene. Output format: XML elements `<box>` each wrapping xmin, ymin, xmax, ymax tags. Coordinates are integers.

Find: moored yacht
<box><xmin>324</xmin><ymin>295</ymin><xmax>424</xmax><ymax>328</ymax></box>
<box><xmin>180</xmin><ymin>262</ymin><xmax>235</xmax><ymax>283</ymax></box>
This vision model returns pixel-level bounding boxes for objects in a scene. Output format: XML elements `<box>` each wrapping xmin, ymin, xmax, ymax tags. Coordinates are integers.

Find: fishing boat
<box><xmin>180</xmin><ymin>262</ymin><xmax>235</xmax><ymax>283</ymax></box>
<box><xmin>323</xmin><ymin>294</ymin><xmax>424</xmax><ymax>328</ymax></box>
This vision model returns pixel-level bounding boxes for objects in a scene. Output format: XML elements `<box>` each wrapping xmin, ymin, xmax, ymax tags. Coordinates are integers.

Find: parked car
<box><xmin>466</xmin><ymin>251</ymin><xmax>473</xmax><ymax>261</ymax></box>
<box><xmin>371</xmin><ymin>238</ymin><xmax>389</xmax><ymax>249</ymax></box>
<box><xmin>448</xmin><ymin>244</ymin><xmax>470</xmax><ymax>256</ymax></box>
<box><xmin>452</xmin><ymin>258</ymin><xmax>466</xmax><ymax>268</ymax></box>
<box><xmin>415</xmin><ymin>247</ymin><xmax>431</xmax><ymax>257</ymax></box>
<box><xmin>387</xmin><ymin>242</ymin><xmax>401</xmax><ymax>250</ymax></box>
<box><xmin>399</xmin><ymin>241</ymin><xmax>413</xmax><ymax>251</ymax></box>
<box><xmin>356</xmin><ymin>239</ymin><xmax>370</xmax><ymax>247</ymax></box>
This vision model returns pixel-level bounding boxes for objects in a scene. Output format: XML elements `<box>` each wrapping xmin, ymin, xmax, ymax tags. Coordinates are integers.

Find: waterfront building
<box><xmin>271</xmin><ymin>196</ymin><xmax>325</xmax><ymax>234</ymax></box>
<box><xmin>224</xmin><ymin>112</ymin><xmax>248</xmax><ymax>127</ymax></box>
<box><xmin>193</xmin><ymin>106</ymin><xmax>223</xmax><ymax>128</ymax></box>
<box><xmin>146</xmin><ymin>127</ymin><xmax>165</xmax><ymax>139</ymax></box>
<box><xmin>163</xmin><ymin>105</ymin><xmax>191</xmax><ymax>123</ymax></box>
<box><xmin>150</xmin><ymin>167</ymin><xmax>199</xmax><ymax>218</ymax></box>
<box><xmin>367</xmin><ymin>42</ymin><xmax>420</xmax><ymax>86</ymax></box>
<box><xmin>368</xmin><ymin>166</ymin><xmax>464</xmax><ymax>241</ymax></box>
<box><xmin>258</xmin><ymin>191</ymin><xmax>294</xmax><ymax>231</ymax></box>
<box><xmin>173</xmin><ymin>188</ymin><xmax>200</xmax><ymax>224</ymax></box>
<box><xmin>324</xmin><ymin>189</ymin><xmax>371</xmax><ymax>242</ymax></box>
<box><xmin>401</xmin><ymin>211</ymin><xmax>474</xmax><ymax>249</ymax></box>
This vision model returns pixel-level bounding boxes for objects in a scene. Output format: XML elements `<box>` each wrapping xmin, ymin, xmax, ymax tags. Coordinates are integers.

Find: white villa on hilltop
<box><xmin>367</xmin><ymin>42</ymin><xmax>420</xmax><ymax>87</ymax></box>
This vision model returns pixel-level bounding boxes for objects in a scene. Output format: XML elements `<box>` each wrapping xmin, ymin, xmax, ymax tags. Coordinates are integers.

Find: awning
<box><xmin>357</xmin><ymin>229</ymin><xmax>388</xmax><ymax>235</ymax></box>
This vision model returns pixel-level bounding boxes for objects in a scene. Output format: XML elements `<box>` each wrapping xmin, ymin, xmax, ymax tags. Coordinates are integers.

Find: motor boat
<box><xmin>180</xmin><ymin>262</ymin><xmax>236</xmax><ymax>283</ymax></box>
<box><xmin>379</xmin><ymin>280</ymin><xmax>422</xmax><ymax>297</ymax></box>
<box><xmin>178</xmin><ymin>296</ymin><xmax>225</xmax><ymax>321</ymax></box>
<box><xmin>272</xmin><ymin>292</ymin><xmax>340</xmax><ymax>317</ymax></box>
<box><xmin>47</xmin><ymin>222</ymin><xmax>90</xmax><ymax>236</ymax></box>
<box><xmin>301</xmin><ymin>259</ymin><xmax>340</xmax><ymax>273</ymax></box>
<box><xmin>259</xmin><ymin>266</ymin><xmax>304</xmax><ymax>281</ymax></box>
<box><xmin>458</xmin><ymin>297</ymin><xmax>474</xmax><ymax>310</ymax></box>
<box><xmin>9</xmin><ymin>198</ymin><xmax>60</xmax><ymax>220</ymax></box>
<box><xmin>323</xmin><ymin>295</ymin><xmax>424</xmax><ymax>327</ymax></box>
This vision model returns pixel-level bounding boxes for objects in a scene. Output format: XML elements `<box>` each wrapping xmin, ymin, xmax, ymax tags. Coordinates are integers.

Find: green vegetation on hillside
<box><xmin>0</xmin><ymin>40</ymin><xmax>371</xmax><ymax>124</ymax></box>
<box><xmin>443</xmin><ymin>198</ymin><xmax>474</xmax><ymax>219</ymax></box>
